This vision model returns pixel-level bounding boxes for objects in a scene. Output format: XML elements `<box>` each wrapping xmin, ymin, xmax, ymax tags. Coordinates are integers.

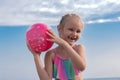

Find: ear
<box><xmin>57</xmin><ymin>25</ymin><xmax>63</xmax><ymax>37</ymax></box>
<box><xmin>57</xmin><ymin>25</ymin><xmax>62</xmax><ymax>32</ymax></box>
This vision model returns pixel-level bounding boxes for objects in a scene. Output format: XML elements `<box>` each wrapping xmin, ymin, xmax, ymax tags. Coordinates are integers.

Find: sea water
<box><xmin>84</xmin><ymin>77</ymin><xmax>120</xmax><ymax>80</ymax></box>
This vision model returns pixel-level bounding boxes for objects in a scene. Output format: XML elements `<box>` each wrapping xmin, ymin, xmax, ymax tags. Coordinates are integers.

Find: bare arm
<box><xmin>27</xmin><ymin>43</ymin><xmax>53</xmax><ymax>80</ymax></box>
<box><xmin>62</xmin><ymin>43</ymin><xmax>86</xmax><ymax>71</ymax></box>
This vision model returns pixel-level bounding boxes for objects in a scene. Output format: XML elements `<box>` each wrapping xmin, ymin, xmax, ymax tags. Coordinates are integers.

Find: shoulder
<box><xmin>75</xmin><ymin>44</ymin><xmax>85</xmax><ymax>52</ymax></box>
<box><xmin>45</xmin><ymin>49</ymin><xmax>55</xmax><ymax>61</ymax></box>
<box><xmin>74</xmin><ymin>44</ymin><xmax>86</xmax><ymax>57</ymax></box>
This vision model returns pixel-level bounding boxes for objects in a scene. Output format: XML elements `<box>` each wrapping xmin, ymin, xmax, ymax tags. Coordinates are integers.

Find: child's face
<box><xmin>59</xmin><ymin>18</ymin><xmax>83</xmax><ymax>46</ymax></box>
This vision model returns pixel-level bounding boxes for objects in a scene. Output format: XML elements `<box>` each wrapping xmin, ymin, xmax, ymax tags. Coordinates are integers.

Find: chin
<box><xmin>65</xmin><ymin>39</ymin><xmax>76</xmax><ymax>46</ymax></box>
<box><xmin>68</xmin><ymin>42</ymin><xmax>75</xmax><ymax>46</ymax></box>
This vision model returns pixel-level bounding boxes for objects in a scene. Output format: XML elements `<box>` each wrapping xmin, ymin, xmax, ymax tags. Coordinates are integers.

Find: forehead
<box><xmin>64</xmin><ymin>17</ymin><xmax>83</xmax><ymax>29</ymax></box>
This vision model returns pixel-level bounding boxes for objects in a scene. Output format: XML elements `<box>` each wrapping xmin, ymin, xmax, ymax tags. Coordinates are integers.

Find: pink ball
<box><xmin>26</xmin><ymin>23</ymin><xmax>54</xmax><ymax>53</ymax></box>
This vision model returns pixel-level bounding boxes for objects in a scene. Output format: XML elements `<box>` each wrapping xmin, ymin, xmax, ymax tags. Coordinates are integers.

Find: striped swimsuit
<box><xmin>52</xmin><ymin>47</ymin><xmax>79</xmax><ymax>80</ymax></box>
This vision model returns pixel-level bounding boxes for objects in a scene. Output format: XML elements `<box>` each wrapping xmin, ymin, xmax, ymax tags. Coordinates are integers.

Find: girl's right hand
<box><xmin>26</xmin><ymin>42</ymin><xmax>41</xmax><ymax>56</ymax></box>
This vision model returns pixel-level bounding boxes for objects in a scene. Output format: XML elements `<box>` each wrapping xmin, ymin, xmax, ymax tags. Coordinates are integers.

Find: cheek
<box><xmin>78</xmin><ymin>33</ymin><xmax>82</xmax><ymax>38</ymax></box>
<box><xmin>60</xmin><ymin>32</ymin><xmax>69</xmax><ymax>39</ymax></box>
<box><xmin>59</xmin><ymin>31</ymin><xmax>65</xmax><ymax>38</ymax></box>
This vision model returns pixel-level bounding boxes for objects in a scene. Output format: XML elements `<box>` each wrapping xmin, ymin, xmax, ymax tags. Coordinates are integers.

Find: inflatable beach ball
<box><xmin>26</xmin><ymin>23</ymin><xmax>54</xmax><ymax>53</ymax></box>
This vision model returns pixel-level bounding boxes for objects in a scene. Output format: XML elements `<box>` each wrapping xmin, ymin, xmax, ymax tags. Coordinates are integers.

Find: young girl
<box><xmin>27</xmin><ymin>13</ymin><xmax>86</xmax><ymax>80</ymax></box>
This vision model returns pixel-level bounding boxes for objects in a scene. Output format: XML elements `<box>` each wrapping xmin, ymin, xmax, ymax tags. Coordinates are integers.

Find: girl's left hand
<box><xmin>46</xmin><ymin>30</ymin><xmax>66</xmax><ymax>46</ymax></box>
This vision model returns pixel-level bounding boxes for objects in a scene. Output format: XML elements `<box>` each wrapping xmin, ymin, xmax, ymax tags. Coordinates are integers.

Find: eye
<box><xmin>77</xmin><ymin>30</ymin><xmax>81</xmax><ymax>33</ymax></box>
<box><xmin>68</xmin><ymin>28</ymin><xmax>74</xmax><ymax>31</ymax></box>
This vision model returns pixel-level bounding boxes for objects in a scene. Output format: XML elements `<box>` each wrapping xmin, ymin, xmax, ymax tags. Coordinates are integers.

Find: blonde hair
<box><xmin>59</xmin><ymin>13</ymin><xmax>83</xmax><ymax>27</ymax></box>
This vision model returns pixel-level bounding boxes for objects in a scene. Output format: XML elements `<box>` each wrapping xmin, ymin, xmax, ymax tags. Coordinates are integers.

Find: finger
<box><xmin>26</xmin><ymin>43</ymin><xmax>31</xmax><ymax>51</ymax></box>
<box><xmin>46</xmin><ymin>39</ymin><xmax>55</xmax><ymax>42</ymax></box>
<box><xmin>26</xmin><ymin>41</ymin><xmax>33</xmax><ymax>52</ymax></box>
<box><xmin>47</xmin><ymin>29</ymin><xmax>54</xmax><ymax>33</ymax></box>
<box><xmin>46</xmin><ymin>31</ymin><xmax>55</xmax><ymax>38</ymax></box>
<box><xmin>26</xmin><ymin>41</ymin><xmax>30</xmax><ymax>49</ymax></box>
<box><xmin>47</xmin><ymin>29</ymin><xmax>56</xmax><ymax>36</ymax></box>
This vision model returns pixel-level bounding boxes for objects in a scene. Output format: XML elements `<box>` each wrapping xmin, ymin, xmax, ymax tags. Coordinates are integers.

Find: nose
<box><xmin>75</xmin><ymin>30</ymin><xmax>79</xmax><ymax>35</ymax></box>
<box><xmin>72</xmin><ymin>31</ymin><xmax>77</xmax><ymax>36</ymax></box>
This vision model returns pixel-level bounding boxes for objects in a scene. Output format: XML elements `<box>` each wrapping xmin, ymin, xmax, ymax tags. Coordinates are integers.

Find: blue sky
<box><xmin>0</xmin><ymin>0</ymin><xmax>120</xmax><ymax>80</ymax></box>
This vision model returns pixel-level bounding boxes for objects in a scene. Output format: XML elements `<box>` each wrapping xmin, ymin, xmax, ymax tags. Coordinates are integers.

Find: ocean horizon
<box><xmin>84</xmin><ymin>77</ymin><xmax>120</xmax><ymax>80</ymax></box>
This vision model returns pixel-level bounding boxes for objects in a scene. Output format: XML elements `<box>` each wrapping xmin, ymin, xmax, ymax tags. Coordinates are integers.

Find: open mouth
<box><xmin>68</xmin><ymin>36</ymin><xmax>77</xmax><ymax>42</ymax></box>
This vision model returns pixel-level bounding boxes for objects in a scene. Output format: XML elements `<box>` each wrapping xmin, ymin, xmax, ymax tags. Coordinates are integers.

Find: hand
<box><xmin>46</xmin><ymin>30</ymin><xmax>67</xmax><ymax>46</ymax></box>
<box><xmin>26</xmin><ymin>41</ymin><xmax>40</xmax><ymax>56</ymax></box>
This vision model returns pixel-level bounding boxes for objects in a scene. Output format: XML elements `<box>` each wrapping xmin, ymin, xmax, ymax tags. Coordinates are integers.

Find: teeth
<box><xmin>68</xmin><ymin>36</ymin><xmax>77</xmax><ymax>41</ymax></box>
<box><xmin>70</xmin><ymin>37</ymin><xmax>76</xmax><ymax>40</ymax></box>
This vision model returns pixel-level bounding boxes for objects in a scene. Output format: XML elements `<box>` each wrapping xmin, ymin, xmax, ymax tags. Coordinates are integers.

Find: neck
<box><xmin>56</xmin><ymin>44</ymin><xmax>75</xmax><ymax>59</ymax></box>
<box><xmin>56</xmin><ymin>46</ymin><xmax>68</xmax><ymax>58</ymax></box>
